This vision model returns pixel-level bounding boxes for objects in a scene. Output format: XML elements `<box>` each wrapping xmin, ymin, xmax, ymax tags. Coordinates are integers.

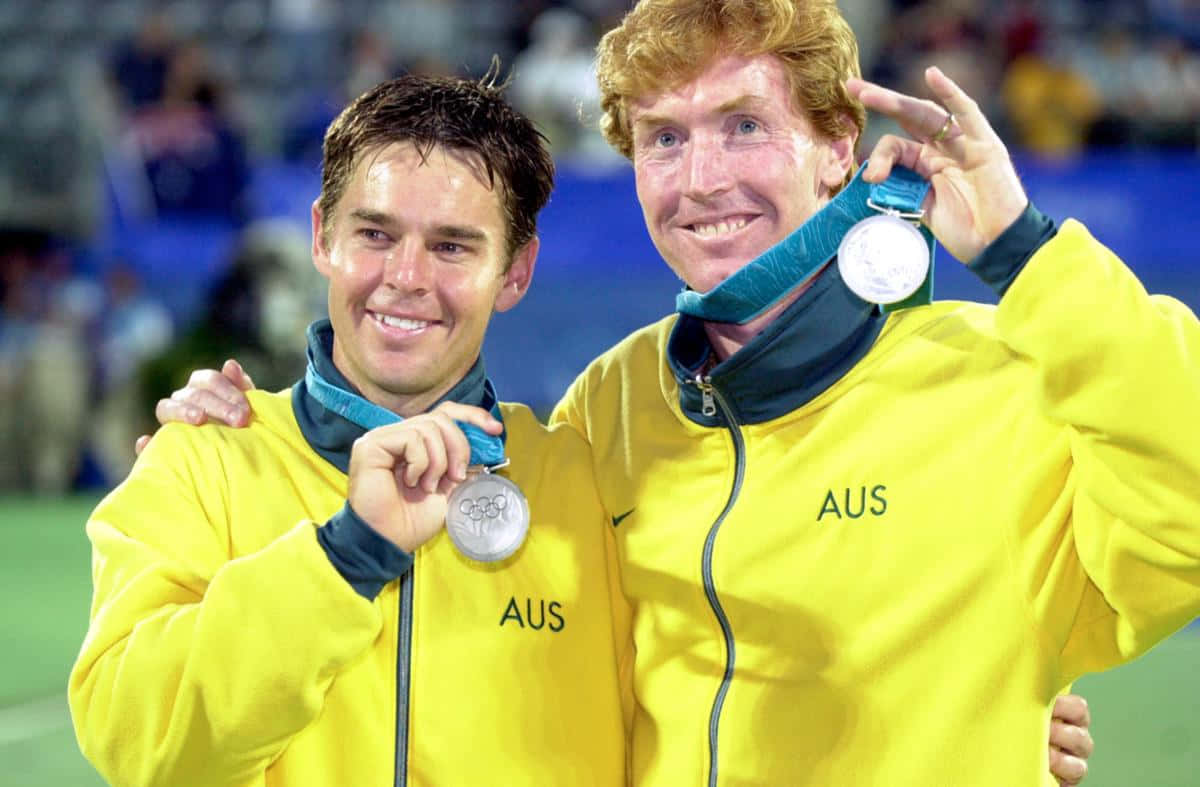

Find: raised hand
<box><xmin>847</xmin><ymin>66</ymin><xmax>1028</xmax><ymax>263</ymax></box>
<box><xmin>347</xmin><ymin>401</ymin><xmax>503</xmax><ymax>553</ymax></box>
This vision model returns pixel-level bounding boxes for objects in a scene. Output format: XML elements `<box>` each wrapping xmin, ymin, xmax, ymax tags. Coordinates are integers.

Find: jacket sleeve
<box><xmin>998</xmin><ymin>220</ymin><xmax>1200</xmax><ymax>682</ymax></box>
<box><xmin>68</xmin><ymin>424</ymin><xmax>383</xmax><ymax>787</ymax></box>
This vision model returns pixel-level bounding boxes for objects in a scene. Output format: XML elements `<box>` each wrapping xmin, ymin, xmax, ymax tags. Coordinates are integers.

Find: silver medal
<box><xmin>837</xmin><ymin>213</ymin><xmax>930</xmax><ymax>305</ymax></box>
<box><xmin>445</xmin><ymin>470</ymin><xmax>530</xmax><ymax>562</ymax></box>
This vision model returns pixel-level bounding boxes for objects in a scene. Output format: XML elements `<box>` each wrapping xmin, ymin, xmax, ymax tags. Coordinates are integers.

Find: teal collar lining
<box><xmin>669</xmin><ymin>263</ymin><xmax>884</xmax><ymax>425</ymax></box>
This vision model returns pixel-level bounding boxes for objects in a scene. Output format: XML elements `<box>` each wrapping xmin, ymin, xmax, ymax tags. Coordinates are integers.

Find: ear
<box><xmin>819</xmin><ymin>126</ymin><xmax>858</xmax><ymax>192</ymax></box>
<box><xmin>311</xmin><ymin>199</ymin><xmax>332</xmax><ymax>277</ymax></box>
<box><xmin>494</xmin><ymin>236</ymin><xmax>539</xmax><ymax>313</ymax></box>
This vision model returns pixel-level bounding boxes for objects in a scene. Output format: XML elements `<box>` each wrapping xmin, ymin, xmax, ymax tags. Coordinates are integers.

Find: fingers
<box><xmin>848</xmin><ymin>66</ymin><xmax>993</xmax><ymax>155</ymax></box>
<box><xmin>1049</xmin><ymin>694</ymin><xmax>1093</xmax><ymax>786</ymax></box>
<box><xmin>847</xmin><ymin>76</ymin><xmax>962</xmax><ymax>147</ymax></box>
<box><xmin>434</xmin><ymin>400</ymin><xmax>504</xmax><ymax>436</ymax></box>
<box><xmin>185</xmin><ymin>367</ymin><xmax>253</xmax><ymax>413</ymax></box>
<box><xmin>922</xmin><ymin>66</ymin><xmax>987</xmax><ymax>140</ymax></box>
<box><xmin>1049</xmin><ymin>745</ymin><xmax>1089</xmax><ymax>785</ymax></box>
<box><xmin>364</xmin><ymin>403</ymin><xmax>497</xmax><ymax>493</ymax></box>
<box><xmin>1052</xmin><ymin>694</ymin><xmax>1092</xmax><ymax>729</ymax></box>
<box><xmin>134</xmin><ymin>435</ymin><xmax>151</xmax><ymax>456</ymax></box>
<box><xmin>861</xmin><ymin>134</ymin><xmax>928</xmax><ymax>184</ymax></box>
<box><xmin>156</xmin><ymin>396</ymin><xmax>207</xmax><ymax>426</ymax></box>
<box><xmin>405</xmin><ymin>417</ymin><xmax>455</xmax><ymax>491</ymax></box>
<box><xmin>221</xmin><ymin>359</ymin><xmax>256</xmax><ymax>392</ymax></box>
<box><xmin>1050</xmin><ymin>719</ymin><xmax>1095</xmax><ymax>760</ymax></box>
<box><xmin>159</xmin><ymin>366</ymin><xmax>255</xmax><ymax>427</ymax></box>
<box><xmin>170</xmin><ymin>386</ymin><xmax>249</xmax><ymax>427</ymax></box>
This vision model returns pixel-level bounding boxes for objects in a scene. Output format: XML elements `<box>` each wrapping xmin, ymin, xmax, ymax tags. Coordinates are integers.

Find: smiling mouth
<box><xmin>687</xmin><ymin>217</ymin><xmax>750</xmax><ymax>238</ymax></box>
<box><xmin>370</xmin><ymin>312</ymin><xmax>434</xmax><ymax>331</ymax></box>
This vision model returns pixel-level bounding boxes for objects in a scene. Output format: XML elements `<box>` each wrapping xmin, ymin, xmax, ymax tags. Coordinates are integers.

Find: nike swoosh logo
<box><xmin>611</xmin><ymin>509</ymin><xmax>635</xmax><ymax>527</ymax></box>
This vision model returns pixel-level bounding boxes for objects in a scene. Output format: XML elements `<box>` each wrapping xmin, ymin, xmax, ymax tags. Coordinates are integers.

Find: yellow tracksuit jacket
<box><xmin>551</xmin><ymin>218</ymin><xmax>1200</xmax><ymax>785</ymax></box>
<box><xmin>70</xmin><ymin>383</ymin><xmax>633</xmax><ymax>787</ymax></box>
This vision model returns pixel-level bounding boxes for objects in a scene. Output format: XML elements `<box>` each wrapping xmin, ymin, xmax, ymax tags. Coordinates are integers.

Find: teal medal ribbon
<box><xmin>675</xmin><ymin>166</ymin><xmax>935</xmax><ymax>324</ymax></box>
<box><xmin>303</xmin><ymin>351</ymin><xmax>507</xmax><ymax>467</ymax></box>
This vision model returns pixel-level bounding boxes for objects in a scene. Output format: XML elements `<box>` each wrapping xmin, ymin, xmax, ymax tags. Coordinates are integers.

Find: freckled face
<box><xmin>630</xmin><ymin>54</ymin><xmax>850</xmax><ymax>295</ymax></box>
<box><xmin>312</xmin><ymin>143</ymin><xmax>534</xmax><ymax>415</ymax></box>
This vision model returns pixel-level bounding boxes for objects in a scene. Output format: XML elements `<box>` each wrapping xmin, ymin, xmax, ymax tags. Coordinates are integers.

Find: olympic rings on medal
<box><xmin>459</xmin><ymin>493</ymin><xmax>509</xmax><ymax>521</ymax></box>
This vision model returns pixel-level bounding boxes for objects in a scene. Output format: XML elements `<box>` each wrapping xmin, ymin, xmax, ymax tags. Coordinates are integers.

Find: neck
<box><xmin>700</xmin><ymin>261</ymin><xmax>830</xmax><ymax>361</ymax></box>
<box><xmin>330</xmin><ymin>343</ymin><xmax>457</xmax><ymax>419</ymax></box>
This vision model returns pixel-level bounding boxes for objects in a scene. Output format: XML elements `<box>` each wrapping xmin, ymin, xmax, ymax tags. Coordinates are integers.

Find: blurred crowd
<box><xmin>1</xmin><ymin>0</ymin><xmax>1199</xmax><ymax>494</ymax></box>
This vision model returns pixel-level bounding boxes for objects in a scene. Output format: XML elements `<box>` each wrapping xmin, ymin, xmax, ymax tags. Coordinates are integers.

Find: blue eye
<box><xmin>656</xmin><ymin>131</ymin><xmax>678</xmax><ymax>148</ymax></box>
<box><xmin>737</xmin><ymin>118</ymin><xmax>759</xmax><ymax>134</ymax></box>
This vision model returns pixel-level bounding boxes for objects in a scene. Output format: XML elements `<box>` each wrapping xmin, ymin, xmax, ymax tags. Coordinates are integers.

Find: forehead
<box><xmin>629</xmin><ymin>53</ymin><xmax>804</xmax><ymax>126</ymax></box>
<box><xmin>345</xmin><ymin>142</ymin><xmax>504</xmax><ymax>221</ymax></box>
<box><xmin>353</xmin><ymin>142</ymin><xmax>491</xmax><ymax>192</ymax></box>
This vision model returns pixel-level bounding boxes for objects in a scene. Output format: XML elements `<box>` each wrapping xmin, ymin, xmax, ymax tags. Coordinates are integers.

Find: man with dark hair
<box><xmin>69</xmin><ymin>72</ymin><xmax>632</xmax><ymax>787</ymax></box>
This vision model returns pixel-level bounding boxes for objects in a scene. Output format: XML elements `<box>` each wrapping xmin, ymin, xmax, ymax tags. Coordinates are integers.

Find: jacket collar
<box><xmin>291</xmin><ymin>319</ymin><xmax>488</xmax><ymax>472</ymax></box>
<box><xmin>668</xmin><ymin>263</ymin><xmax>884</xmax><ymax>426</ymax></box>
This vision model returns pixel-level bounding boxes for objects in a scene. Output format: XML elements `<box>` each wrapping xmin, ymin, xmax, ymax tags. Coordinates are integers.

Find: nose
<box><xmin>383</xmin><ymin>238</ymin><xmax>432</xmax><ymax>294</ymax></box>
<box><xmin>680</xmin><ymin>132</ymin><xmax>732</xmax><ymax>201</ymax></box>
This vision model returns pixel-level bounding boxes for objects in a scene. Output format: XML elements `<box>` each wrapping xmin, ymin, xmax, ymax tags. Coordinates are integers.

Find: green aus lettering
<box><xmin>499</xmin><ymin>596</ymin><xmax>565</xmax><ymax>632</ymax></box>
<box><xmin>817</xmin><ymin>485</ymin><xmax>887</xmax><ymax>521</ymax></box>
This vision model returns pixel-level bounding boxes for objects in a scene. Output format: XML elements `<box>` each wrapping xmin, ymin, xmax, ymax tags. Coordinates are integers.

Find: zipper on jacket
<box><xmin>691</xmin><ymin>374</ymin><xmax>746</xmax><ymax>787</ymax></box>
<box><xmin>394</xmin><ymin>573</ymin><xmax>414</xmax><ymax>786</ymax></box>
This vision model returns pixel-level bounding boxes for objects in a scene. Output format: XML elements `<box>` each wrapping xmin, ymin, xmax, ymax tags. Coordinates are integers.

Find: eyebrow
<box><xmin>434</xmin><ymin>225</ymin><xmax>489</xmax><ymax>244</ymax></box>
<box><xmin>714</xmin><ymin>95</ymin><xmax>773</xmax><ymax>115</ymax></box>
<box><xmin>348</xmin><ymin>208</ymin><xmax>489</xmax><ymax>243</ymax></box>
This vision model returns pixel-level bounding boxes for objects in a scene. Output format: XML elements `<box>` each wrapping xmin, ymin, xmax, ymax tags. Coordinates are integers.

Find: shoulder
<box><xmin>566</xmin><ymin>314</ymin><xmax>675</xmax><ymax>398</ymax></box>
<box><xmin>500</xmin><ymin>402</ymin><xmax>594</xmax><ymax>472</ymax></box>
<box><xmin>861</xmin><ymin>299</ymin><xmax>1020</xmax><ymax>384</ymax></box>
<box><xmin>549</xmin><ymin>314</ymin><xmax>675</xmax><ymax>429</ymax></box>
<box><xmin>881</xmin><ymin>299</ymin><xmax>1001</xmax><ymax>347</ymax></box>
<box><xmin>500</xmin><ymin>402</ymin><xmax>589</xmax><ymax>453</ymax></box>
<box><xmin>585</xmin><ymin>313</ymin><xmax>676</xmax><ymax>374</ymax></box>
<box><xmin>142</xmin><ymin>387</ymin><xmax>305</xmax><ymax>472</ymax></box>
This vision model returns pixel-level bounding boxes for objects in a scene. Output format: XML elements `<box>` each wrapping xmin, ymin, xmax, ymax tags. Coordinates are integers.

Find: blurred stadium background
<box><xmin>1</xmin><ymin>0</ymin><xmax>1197</xmax><ymax>784</ymax></box>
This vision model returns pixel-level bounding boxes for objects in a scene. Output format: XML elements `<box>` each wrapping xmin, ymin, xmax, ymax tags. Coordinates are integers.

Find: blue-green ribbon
<box><xmin>304</xmin><ymin>354</ymin><xmax>506</xmax><ymax>467</ymax></box>
<box><xmin>675</xmin><ymin>165</ymin><xmax>935</xmax><ymax>323</ymax></box>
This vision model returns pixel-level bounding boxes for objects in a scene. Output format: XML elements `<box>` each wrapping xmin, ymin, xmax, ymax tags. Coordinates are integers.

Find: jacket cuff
<box><xmin>967</xmin><ymin>202</ymin><xmax>1058</xmax><ymax>298</ymax></box>
<box><xmin>317</xmin><ymin>503</ymin><xmax>413</xmax><ymax>600</ymax></box>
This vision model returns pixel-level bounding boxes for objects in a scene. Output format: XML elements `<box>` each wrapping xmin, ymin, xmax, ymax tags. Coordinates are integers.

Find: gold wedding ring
<box><xmin>931</xmin><ymin>112</ymin><xmax>955</xmax><ymax>143</ymax></box>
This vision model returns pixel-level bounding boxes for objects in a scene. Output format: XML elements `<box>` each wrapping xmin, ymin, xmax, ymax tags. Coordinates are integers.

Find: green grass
<box><xmin>0</xmin><ymin>494</ymin><xmax>1195</xmax><ymax>786</ymax></box>
<box><xmin>1074</xmin><ymin>634</ymin><xmax>1200</xmax><ymax>786</ymax></box>
<box><xmin>1</xmin><ymin>494</ymin><xmax>106</xmax><ymax>786</ymax></box>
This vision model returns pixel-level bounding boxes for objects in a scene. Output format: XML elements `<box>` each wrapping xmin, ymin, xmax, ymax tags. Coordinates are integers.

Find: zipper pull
<box><xmin>694</xmin><ymin>374</ymin><xmax>717</xmax><ymax>417</ymax></box>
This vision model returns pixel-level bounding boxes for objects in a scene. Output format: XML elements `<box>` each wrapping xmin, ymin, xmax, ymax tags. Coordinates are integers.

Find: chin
<box><xmin>693</xmin><ymin>264</ymin><xmax>747</xmax><ymax>294</ymax></box>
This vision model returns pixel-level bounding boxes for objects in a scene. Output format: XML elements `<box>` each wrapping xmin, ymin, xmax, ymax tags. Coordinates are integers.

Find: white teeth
<box><xmin>373</xmin><ymin>313</ymin><xmax>430</xmax><ymax>330</ymax></box>
<box><xmin>693</xmin><ymin>218</ymin><xmax>747</xmax><ymax>237</ymax></box>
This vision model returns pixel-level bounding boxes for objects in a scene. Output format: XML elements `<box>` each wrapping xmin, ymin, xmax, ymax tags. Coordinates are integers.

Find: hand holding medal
<box><xmin>847</xmin><ymin>65</ymin><xmax>1029</xmax><ymax>263</ymax></box>
<box><xmin>307</xmin><ymin>355</ymin><xmax>531</xmax><ymax>563</ymax></box>
<box><xmin>347</xmin><ymin>400</ymin><xmax>507</xmax><ymax>554</ymax></box>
